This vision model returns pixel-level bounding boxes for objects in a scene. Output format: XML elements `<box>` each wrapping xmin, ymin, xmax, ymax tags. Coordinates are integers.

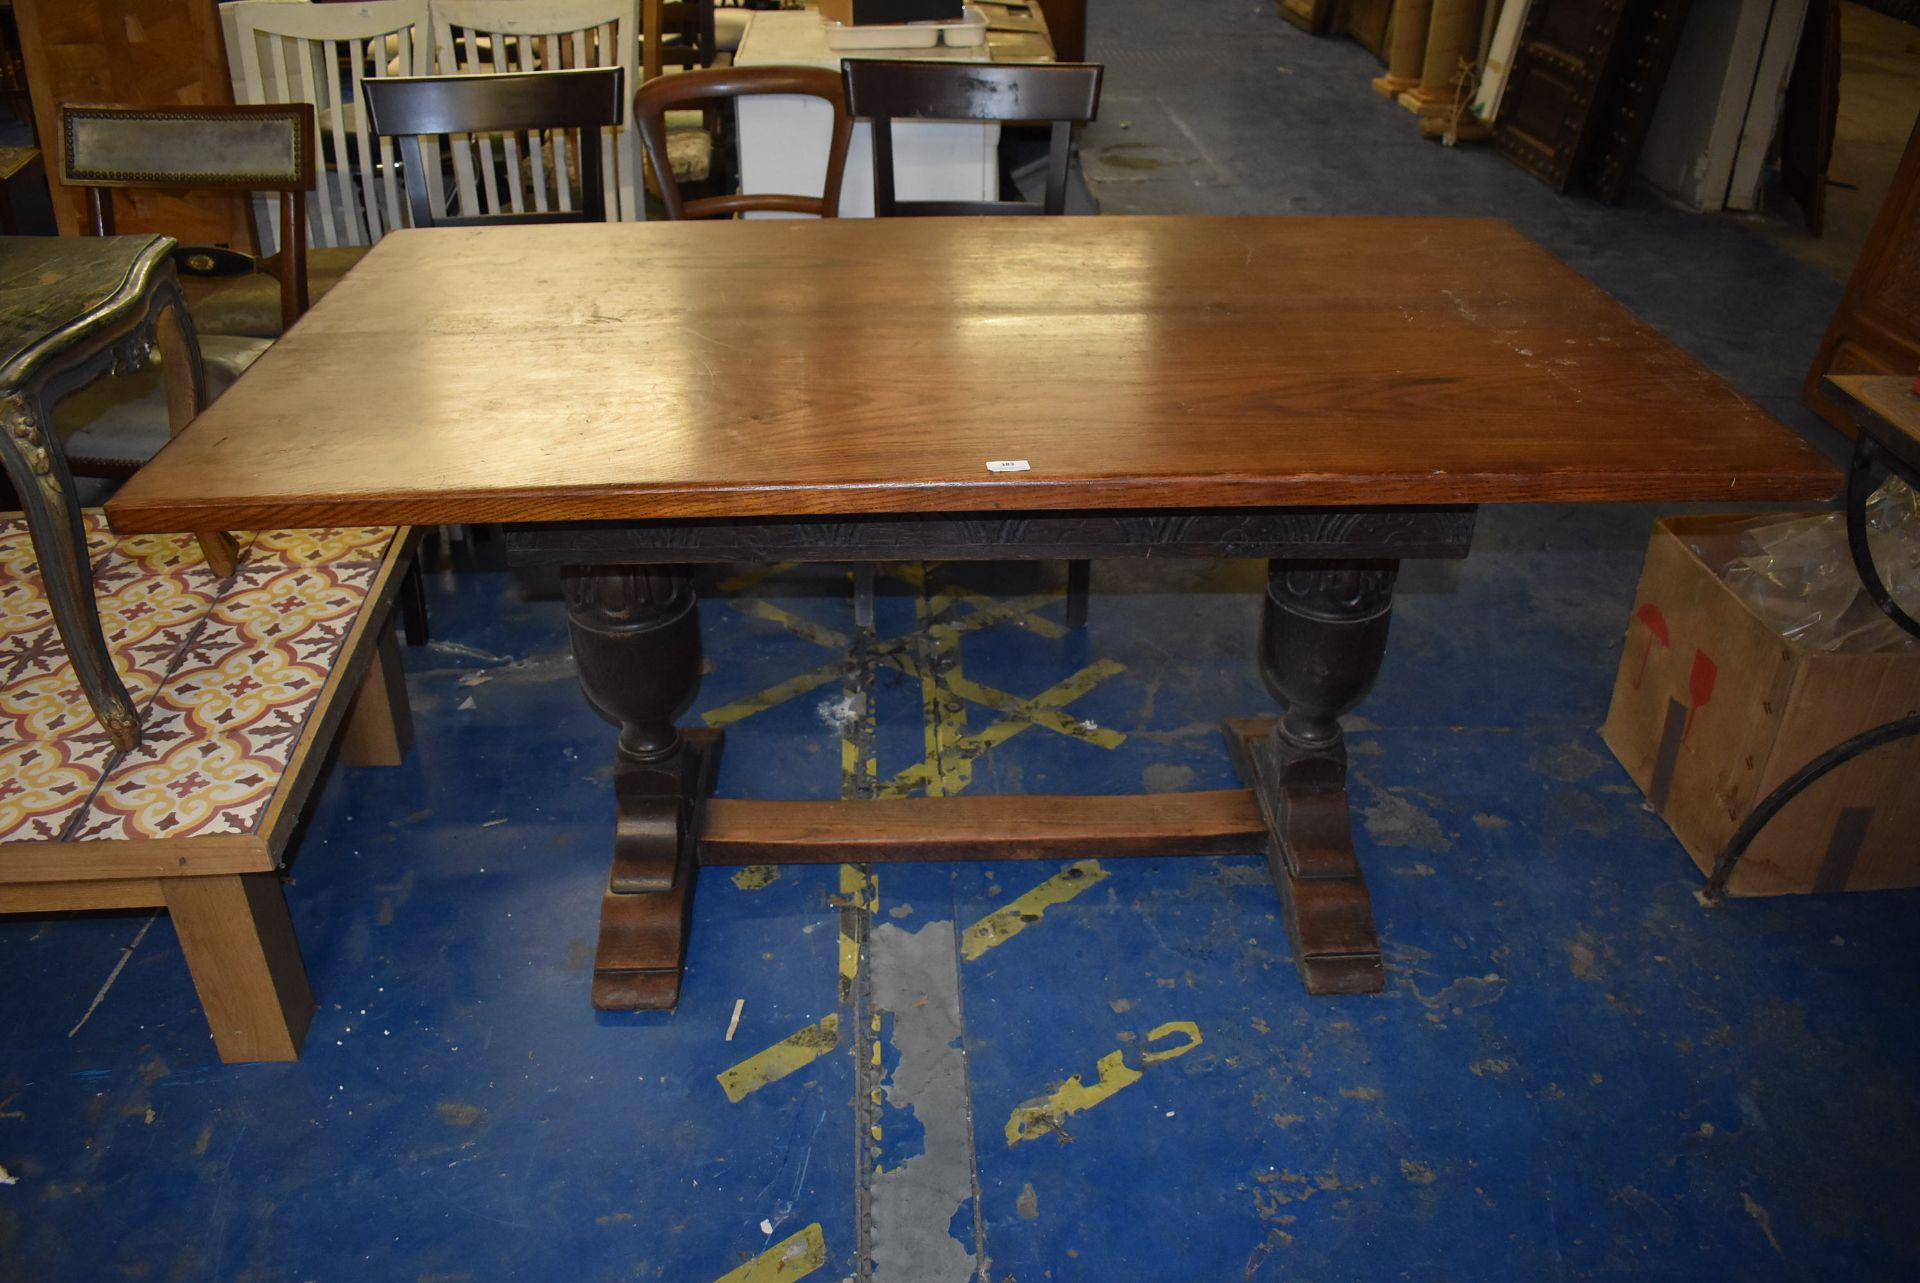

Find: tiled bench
<box><xmin>0</xmin><ymin>514</ymin><xmax>416</xmax><ymax>1062</ymax></box>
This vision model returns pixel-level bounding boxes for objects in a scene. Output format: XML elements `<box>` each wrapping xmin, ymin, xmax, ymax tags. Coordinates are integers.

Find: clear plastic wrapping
<box><xmin>1718</xmin><ymin>478</ymin><xmax>1920</xmax><ymax>653</ymax></box>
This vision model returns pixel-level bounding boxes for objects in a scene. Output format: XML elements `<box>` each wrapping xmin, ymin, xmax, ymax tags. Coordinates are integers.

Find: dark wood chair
<box><xmin>61</xmin><ymin>102</ymin><xmax>317</xmax><ymax>335</ymax></box>
<box><xmin>841</xmin><ymin>58</ymin><xmax>1105</xmax><ymax>626</ymax></box>
<box><xmin>53</xmin><ymin>102</ymin><xmax>317</xmax><ymax>480</ymax></box>
<box><xmin>362</xmin><ymin>66</ymin><xmax>626</xmax><ymax>228</ymax></box>
<box><xmin>634</xmin><ymin>64</ymin><xmax>851</xmax><ymax>220</ymax></box>
<box><xmin>840</xmin><ymin>59</ymin><xmax>1103</xmax><ymax>217</ymax></box>
<box><xmin>54</xmin><ymin>101</ymin><xmax>432</xmax><ymax>644</ymax></box>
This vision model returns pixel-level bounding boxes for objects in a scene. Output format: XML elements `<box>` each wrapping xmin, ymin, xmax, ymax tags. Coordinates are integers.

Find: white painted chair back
<box><xmin>428</xmin><ymin>0</ymin><xmax>642</xmax><ymax>223</ymax></box>
<box><xmin>223</xmin><ymin>0</ymin><xmax>433</xmax><ymax>250</ymax></box>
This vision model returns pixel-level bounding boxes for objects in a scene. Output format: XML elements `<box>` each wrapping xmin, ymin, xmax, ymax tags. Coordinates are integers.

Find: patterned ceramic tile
<box><xmin>243</xmin><ymin>527</ymin><xmax>395</xmax><ymax>568</ymax></box>
<box><xmin>100</xmin><ymin>529</ymin><xmax>255</xmax><ymax>579</ymax></box>
<box><xmin>0</xmin><ymin>513</ymin><xmax>120</xmax><ymax>677</ymax></box>
<box><xmin>0</xmin><ymin>736</ymin><xmax>117</xmax><ymax>844</ymax></box>
<box><xmin>71</xmin><ymin>561</ymin><xmax>378</xmax><ymax>842</ymax></box>
<box><xmin>1</xmin><ymin>512</ymin><xmax>397</xmax><ymax>848</ymax></box>
<box><xmin>0</xmin><ymin>572</ymin><xmax>215</xmax><ymax>743</ymax></box>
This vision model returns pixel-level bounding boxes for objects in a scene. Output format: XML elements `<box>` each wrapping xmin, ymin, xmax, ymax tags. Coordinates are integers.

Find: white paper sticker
<box><xmin>985</xmin><ymin>459</ymin><xmax>1031</xmax><ymax>473</ymax></box>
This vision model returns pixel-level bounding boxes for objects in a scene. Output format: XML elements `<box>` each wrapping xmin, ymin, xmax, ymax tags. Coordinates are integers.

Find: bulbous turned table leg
<box><xmin>1229</xmin><ymin>559</ymin><xmax>1399</xmax><ymax>995</ymax></box>
<box><xmin>564</xmin><ymin>564</ymin><xmax>721</xmax><ymax>1011</ymax></box>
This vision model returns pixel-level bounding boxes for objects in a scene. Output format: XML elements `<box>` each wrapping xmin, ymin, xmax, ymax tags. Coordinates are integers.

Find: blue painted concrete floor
<box><xmin>7</xmin><ymin>4</ymin><xmax>1920</xmax><ymax>1280</ymax></box>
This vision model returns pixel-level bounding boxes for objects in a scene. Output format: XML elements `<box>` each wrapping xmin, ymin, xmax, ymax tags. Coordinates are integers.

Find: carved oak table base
<box><xmin>527</xmin><ymin>509</ymin><xmax>1467</xmax><ymax>1010</ymax></box>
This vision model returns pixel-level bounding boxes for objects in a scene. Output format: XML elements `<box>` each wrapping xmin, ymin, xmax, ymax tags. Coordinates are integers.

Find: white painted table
<box><xmin>734</xmin><ymin>10</ymin><xmax>1003</xmax><ymax>218</ymax></box>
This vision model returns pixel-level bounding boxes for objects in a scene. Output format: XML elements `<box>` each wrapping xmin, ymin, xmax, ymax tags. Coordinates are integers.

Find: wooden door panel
<box><xmin>1495</xmin><ymin>0</ymin><xmax>1633</xmax><ymax>191</ymax></box>
<box><xmin>1804</xmin><ymin>113</ymin><xmax>1920</xmax><ymax>436</ymax></box>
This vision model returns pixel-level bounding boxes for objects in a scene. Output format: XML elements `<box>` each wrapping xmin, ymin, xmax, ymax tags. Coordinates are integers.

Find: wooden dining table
<box><xmin>106</xmin><ymin>215</ymin><xmax>1838</xmax><ymax>1011</ymax></box>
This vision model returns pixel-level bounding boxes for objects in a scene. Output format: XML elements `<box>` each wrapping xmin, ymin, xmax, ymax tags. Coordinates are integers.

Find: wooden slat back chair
<box><xmin>222</xmin><ymin>0</ymin><xmax>432</xmax><ymax>250</ymax></box>
<box><xmin>634</xmin><ymin>65</ymin><xmax>851</xmax><ymax>219</ymax></box>
<box><xmin>641</xmin><ymin>0</ymin><xmax>727</xmax><ymax>80</ymax></box>
<box><xmin>61</xmin><ymin>102</ymin><xmax>318</xmax><ymax>336</ymax></box>
<box><xmin>841</xmin><ymin>58</ymin><xmax>1105</xmax><ymax>625</ymax></box>
<box><xmin>428</xmin><ymin>0</ymin><xmax>642</xmax><ymax>223</ymax></box>
<box><xmin>363</xmin><ymin>67</ymin><xmax>625</xmax><ymax>227</ymax></box>
<box><xmin>841</xmin><ymin>59</ymin><xmax>1104</xmax><ymax>217</ymax></box>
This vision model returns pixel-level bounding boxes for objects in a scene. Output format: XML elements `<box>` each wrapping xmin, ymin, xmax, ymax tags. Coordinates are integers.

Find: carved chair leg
<box><xmin>564</xmin><ymin>564</ymin><xmax>718</xmax><ymax>1010</ymax></box>
<box><xmin>162</xmin><ymin>873</ymin><xmax>314</xmax><ymax>1063</ymax></box>
<box><xmin>150</xmin><ymin>286</ymin><xmax>236</xmax><ymax>577</ymax></box>
<box><xmin>340</xmin><ymin>619</ymin><xmax>413</xmax><ymax>767</ymax></box>
<box><xmin>1235</xmin><ymin>559</ymin><xmax>1400</xmax><ymax>995</ymax></box>
<box><xmin>0</xmin><ymin>391</ymin><xmax>141</xmax><ymax>749</ymax></box>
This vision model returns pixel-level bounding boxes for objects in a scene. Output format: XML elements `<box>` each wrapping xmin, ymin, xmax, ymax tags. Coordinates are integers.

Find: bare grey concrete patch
<box><xmin>867</xmin><ymin>920</ymin><xmax>982</xmax><ymax>1283</ymax></box>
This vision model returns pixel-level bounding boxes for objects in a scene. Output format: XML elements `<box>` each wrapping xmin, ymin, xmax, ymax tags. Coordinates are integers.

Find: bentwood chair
<box><xmin>841</xmin><ymin>58</ymin><xmax>1105</xmax><ymax>626</ymax></box>
<box><xmin>634</xmin><ymin>64</ymin><xmax>851</xmax><ymax>219</ymax></box>
<box><xmin>634</xmin><ymin>65</ymin><xmax>865</xmax><ymax>615</ymax></box>
<box><xmin>363</xmin><ymin>67</ymin><xmax>626</xmax><ymax>227</ymax></box>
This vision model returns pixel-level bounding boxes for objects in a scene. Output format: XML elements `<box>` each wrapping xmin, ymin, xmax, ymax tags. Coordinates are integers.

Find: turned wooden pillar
<box><xmin>1373</xmin><ymin>0</ymin><xmax>1433</xmax><ymax>99</ymax></box>
<box><xmin>1400</xmin><ymin>0</ymin><xmax>1480</xmax><ymax>117</ymax></box>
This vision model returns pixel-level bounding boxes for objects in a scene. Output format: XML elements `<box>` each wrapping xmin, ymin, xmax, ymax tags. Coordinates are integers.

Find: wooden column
<box><xmin>1373</xmin><ymin>0</ymin><xmax>1433</xmax><ymax>99</ymax></box>
<box><xmin>1400</xmin><ymin>0</ymin><xmax>1480</xmax><ymax>117</ymax></box>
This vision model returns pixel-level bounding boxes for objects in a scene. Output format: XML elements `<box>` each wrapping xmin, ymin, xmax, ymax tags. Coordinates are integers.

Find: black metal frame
<box><xmin>1703</xmin><ymin>413</ymin><xmax>1920</xmax><ymax>902</ymax></box>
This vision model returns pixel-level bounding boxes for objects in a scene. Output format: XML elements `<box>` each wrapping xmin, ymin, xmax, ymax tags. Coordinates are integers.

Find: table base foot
<box><xmin>590</xmin><ymin>728</ymin><xmax>723</xmax><ymax>1012</ymax></box>
<box><xmin>1226</xmin><ymin>716</ymin><xmax>1384</xmax><ymax>996</ymax></box>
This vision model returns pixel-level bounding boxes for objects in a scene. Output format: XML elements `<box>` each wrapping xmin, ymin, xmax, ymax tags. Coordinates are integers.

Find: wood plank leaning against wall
<box><xmin>13</xmin><ymin>0</ymin><xmax>255</xmax><ymax>248</ymax></box>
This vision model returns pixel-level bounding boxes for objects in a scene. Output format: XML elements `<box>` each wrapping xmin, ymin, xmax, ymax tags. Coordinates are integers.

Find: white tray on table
<box><xmin>822</xmin><ymin>5</ymin><xmax>989</xmax><ymax>49</ymax></box>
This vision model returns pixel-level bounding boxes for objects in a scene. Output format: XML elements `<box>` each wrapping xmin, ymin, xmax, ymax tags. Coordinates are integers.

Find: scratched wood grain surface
<box><xmin>107</xmin><ymin>216</ymin><xmax>1838</xmax><ymax>533</ymax></box>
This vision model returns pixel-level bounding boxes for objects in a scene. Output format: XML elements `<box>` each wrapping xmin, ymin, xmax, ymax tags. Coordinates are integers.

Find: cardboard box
<box><xmin>1600</xmin><ymin>515</ymin><xmax>1920</xmax><ymax>896</ymax></box>
<box><xmin>819</xmin><ymin>0</ymin><xmax>964</xmax><ymax>26</ymax></box>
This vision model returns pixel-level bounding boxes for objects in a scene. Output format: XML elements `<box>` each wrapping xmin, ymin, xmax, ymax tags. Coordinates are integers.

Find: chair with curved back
<box><xmin>635</xmin><ymin>64</ymin><xmax>869</xmax><ymax>615</ymax></box>
<box><xmin>634</xmin><ymin>64</ymin><xmax>851</xmax><ymax>220</ymax></box>
<box><xmin>363</xmin><ymin>66</ymin><xmax>627</xmax><ymax>227</ymax></box>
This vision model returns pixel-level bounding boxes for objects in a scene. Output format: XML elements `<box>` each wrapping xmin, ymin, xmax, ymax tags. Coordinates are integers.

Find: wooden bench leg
<box><xmin>340</xmin><ymin>620</ymin><xmax>413</xmax><ymax>767</ymax></box>
<box><xmin>162</xmin><ymin>874</ymin><xmax>314</xmax><ymax>1063</ymax></box>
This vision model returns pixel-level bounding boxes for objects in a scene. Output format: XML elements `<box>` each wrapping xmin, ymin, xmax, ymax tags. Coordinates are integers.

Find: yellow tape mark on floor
<box><xmin>934</xmin><ymin>585</ymin><xmax>1071</xmax><ymax>640</ymax></box>
<box><xmin>836</xmin><ymin>864</ymin><xmax>876</xmax><ymax>1003</ymax></box>
<box><xmin>909</xmin><ymin>583</ymin><xmax>966</xmax><ymax>799</ymax></box>
<box><xmin>839</xmin><ymin>864</ymin><xmax>877</xmax><ymax>911</ymax></box>
<box><xmin>714</xmin><ymin>1222</ymin><xmax>827</xmax><ymax>1283</ymax></box>
<box><xmin>716</xmin><ymin>1014</ymin><xmax>841</xmax><ymax>1104</ymax></box>
<box><xmin>702</xmin><ymin>660</ymin><xmax>843</xmax><ymax>729</ymax></box>
<box><xmin>716</xmin><ymin>562</ymin><xmax>799</xmax><ymax>595</ymax></box>
<box><xmin>731</xmin><ymin>598</ymin><xmax>851</xmax><ymax>652</ymax></box>
<box><xmin>960</xmin><ymin>859</ymin><xmax>1109</xmax><ymax>962</ymax></box>
<box><xmin>877</xmin><ymin>659</ymin><xmax>1128</xmax><ymax>799</ymax></box>
<box><xmin>1004</xmin><ymin>1020</ymin><xmax>1205</xmax><ymax>1146</ymax></box>
<box><xmin>944</xmin><ymin>672</ymin><xmax>1128</xmax><ymax>749</ymax></box>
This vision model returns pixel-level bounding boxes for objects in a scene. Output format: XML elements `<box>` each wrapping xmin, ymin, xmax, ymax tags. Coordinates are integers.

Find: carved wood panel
<box><xmin>13</xmin><ymin>0</ymin><xmax>252</xmax><ymax>247</ymax></box>
<box><xmin>1581</xmin><ymin>0</ymin><xmax>1693</xmax><ymax>202</ymax></box>
<box><xmin>1494</xmin><ymin>0</ymin><xmax>1634</xmax><ymax>192</ymax></box>
<box><xmin>1804</xmin><ymin>113</ymin><xmax>1920</xmax><ymax>438</ymax></box>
